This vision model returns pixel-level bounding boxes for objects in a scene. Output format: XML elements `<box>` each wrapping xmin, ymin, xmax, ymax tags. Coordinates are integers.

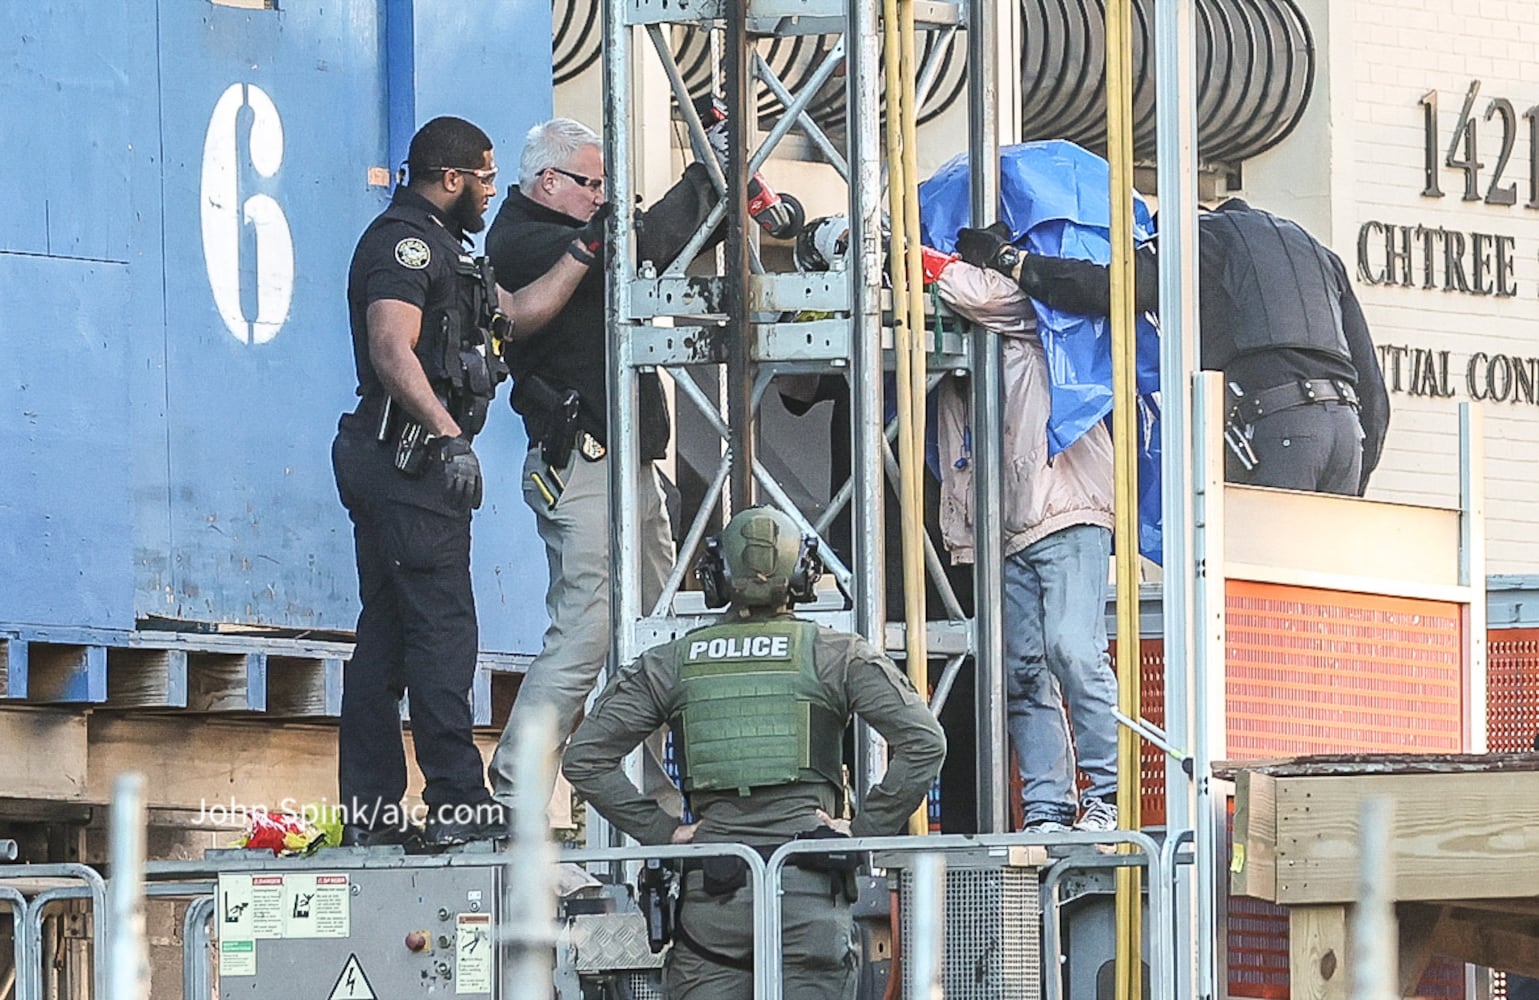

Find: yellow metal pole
<box><xmin>1105</xmin><ymin>0</ymin><xmax>1144</xmax><ymax>997</ymax></box>
<box><xmin>899</xmin><ymin>0</ymin><xmax>929</xmax><ymax>835</ymax></box>
<box><xmin>883</xmin><ymin>0</ymin><xmax>928</xmax><ymax>837</ymax></box>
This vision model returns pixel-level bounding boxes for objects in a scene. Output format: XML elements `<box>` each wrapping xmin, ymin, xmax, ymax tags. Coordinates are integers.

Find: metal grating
<box><xmin>898</xmin><ymin>865</ymin><xmax>1041</xmax><ymax>999</ymax></box>
<box><xmin>1224</xmin><ymin>582</ymin><xmax>1464</xmax><ymax>756</ymax></box>
<box><xmin>1488</xmin><ymin>629</ymin><xmax>1539</xmax><ymax>753</ymax></box>
<box><xmin>617</xmin><ymin>970</ymin><xmax>666</xmax><ymax>999</ymax></box>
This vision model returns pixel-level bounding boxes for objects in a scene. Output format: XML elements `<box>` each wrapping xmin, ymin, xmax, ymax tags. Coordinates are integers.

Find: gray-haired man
<box><xmin>485</xmin><ymin>118</ymin><xmax>719</xmax><ymax>817</ymax></box>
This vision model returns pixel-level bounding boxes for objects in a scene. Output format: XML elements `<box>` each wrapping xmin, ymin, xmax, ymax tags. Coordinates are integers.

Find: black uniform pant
<box><xmin>1226</xmin><ymin>400</ymin><xmax>1363</xmax><ymax>496</ymax></box>
<box><xmin>333</xmin><ymin>428</ymin><xmax>489</xmax><ymax>822</ymax></box>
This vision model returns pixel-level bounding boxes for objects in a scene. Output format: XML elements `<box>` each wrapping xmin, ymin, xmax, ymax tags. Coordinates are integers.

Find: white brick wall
<box><xmin>1253</xmin><ymin>0</ymin><xmax>1539</xmax><ymax>574</ymax></box>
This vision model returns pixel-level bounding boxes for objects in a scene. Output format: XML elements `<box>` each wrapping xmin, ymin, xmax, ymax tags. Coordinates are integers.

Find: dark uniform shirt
<box><xmin>563</xmin><ymin>614</ymin><xmax>947</xmax><ymax>846</ymax></box>
<box><xmin>339</xmin><ymin>186</ymin><xmax>476</xmax><ymax>517</ymax></box>
<box><xmin>1016</xmin><ymin>199</ymin><xmax>1391</xmax><ymax>489</ymax></box>
<box><xmin>346</xmin><ymin>186</ymin><xmax>472</xmax><ymax>414</ymax></box>
<box><xmin>486</xmin><ymin>186</ymin><xmax>671</xmax><ymax>461</ymax></box>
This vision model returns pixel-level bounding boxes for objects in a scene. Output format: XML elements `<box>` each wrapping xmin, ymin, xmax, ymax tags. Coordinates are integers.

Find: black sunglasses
<box><xmin>547</xmin><ymin>166</ymin><xmax>605</xmax><ymax>192</ymax></box>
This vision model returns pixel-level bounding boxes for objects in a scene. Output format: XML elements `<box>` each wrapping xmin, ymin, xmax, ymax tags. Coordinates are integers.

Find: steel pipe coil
<box><xmin>1020</xmin><ymin>0</ymin><xmax>1315</xmax><ymax>162</ymax></box>
<box><xmin>551</xmin><ymin>0</ymin><xmax>1314</xmax><ymax>165</ymax></box>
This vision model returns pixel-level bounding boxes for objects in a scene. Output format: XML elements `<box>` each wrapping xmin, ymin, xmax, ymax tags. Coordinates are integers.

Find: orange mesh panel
<box><xmin>1225</xmin><ymin>581</ymin><xmax>1464</xmax><ymax>757</ymax></box>
<box><xmin>1221</xmin><ymin>582</ymin><xmax>1465</xmax><ymax>999</ymax></box>
<box><xmin>1488</xmin><ymin>629</ymin><xmax>1539</xmax><ymax>753</ymax></box>
<box><xmin>1103</xmin><ymin>638</ymin><xmax>1168</xmax><ymax>825</ymax></box>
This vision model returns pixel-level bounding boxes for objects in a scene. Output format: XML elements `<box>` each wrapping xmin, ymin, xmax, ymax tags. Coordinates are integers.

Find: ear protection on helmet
<box><xmin>787</xmin><ymin>535</ymin><xmax>823</xmax><ymax>605</ymax></box>
<box><xmin>693</xmin><ymin>522</ymin><xmax>825</xmax><ymax>608</ymax></box>
<box><xmin>696</xmin><ymin>535</ymin><xmax>732</xmax><ymax>609</ymax></box>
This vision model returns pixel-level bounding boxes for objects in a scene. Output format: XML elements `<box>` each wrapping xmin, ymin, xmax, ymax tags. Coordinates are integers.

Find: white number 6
<box><xmin>200</xmin><ymin>83</ymin><xmax>294</xmax><ymax>345</ymax></box>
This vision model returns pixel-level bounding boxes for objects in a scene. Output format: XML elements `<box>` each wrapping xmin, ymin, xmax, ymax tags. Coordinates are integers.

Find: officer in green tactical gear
<box><xmin>563</xmin><ymin>507</ymin><xmax>947</xmax><ymax>999</ymax></box>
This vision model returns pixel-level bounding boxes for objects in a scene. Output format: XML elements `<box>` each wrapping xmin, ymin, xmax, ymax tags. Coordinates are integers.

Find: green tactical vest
<box><xmin>671</xmin><ymin>619</ymin><xmax>845</xmax><ymax>796</ymax></box>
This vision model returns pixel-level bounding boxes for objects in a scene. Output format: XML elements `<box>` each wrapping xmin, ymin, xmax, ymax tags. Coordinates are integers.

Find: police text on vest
<box><xmin>687</xmin><ymin>635</ymin><xmax>791</xmax><ymax>661</ymax></box>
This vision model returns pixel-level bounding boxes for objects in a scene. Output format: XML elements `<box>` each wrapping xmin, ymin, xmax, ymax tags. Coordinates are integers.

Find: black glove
<box><xmin>436</xmin><ymin>436</ymin><xmax>483</xmax><ymax>510</ymax></box>
<box><xmin>568</xmin><ymin>201</ymin><xmax>613</xmax><ymax>265</ymax></box>
<box><xmin>954</xmin><ymin>221</ymin><xmax>1015</xmax><ymax>271</ymax></box>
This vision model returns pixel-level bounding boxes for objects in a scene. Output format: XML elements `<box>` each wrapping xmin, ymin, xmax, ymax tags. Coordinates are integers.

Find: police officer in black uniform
<box><xmin>957</xmin><ymin>198</ymin><xmax>1390</xmax><ymax>496</ymax></box>
<box><xmin>332</xmin><ymin>116</ymin><xmax>600</xmax><ymax>848</ymax></box>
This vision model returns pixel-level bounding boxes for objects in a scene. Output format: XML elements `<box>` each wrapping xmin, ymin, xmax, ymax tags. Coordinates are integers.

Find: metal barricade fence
<box><xmin>0</xmin><ymin>863</ymin><xmax>109</xmax><ymax>1000</ymax></box>
<box><xmin>34</xmin><ymin>832</ymin><xmax>1182</xmax><ymax>1000</ymax></box>
<box><xmin>763</xmin><ymin>830</ymin><xmax>1172</xmax><ymax>1000</ymax></box>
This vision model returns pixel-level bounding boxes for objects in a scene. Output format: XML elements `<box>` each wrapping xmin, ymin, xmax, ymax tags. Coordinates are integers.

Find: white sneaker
<box><xmin>1074</xmin><ymin>797</ymin><xmax>1118</xmax><ymax>833</ymax></box>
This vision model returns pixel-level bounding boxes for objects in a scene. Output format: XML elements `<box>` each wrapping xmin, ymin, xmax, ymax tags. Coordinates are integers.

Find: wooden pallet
<box><xmin>0</xmin><ymin>626</ymin><xmax>528</xmax><ymax>725</ymax></box>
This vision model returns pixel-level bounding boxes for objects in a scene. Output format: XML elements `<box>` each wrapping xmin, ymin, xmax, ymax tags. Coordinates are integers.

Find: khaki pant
<box><xmin>667</xmin><ymin>868</ymin><xmax>858</xmax><ymax>1000</ymax></box>
<box><xmin>489</xmin><ymin>447</ymin><xmax>676</xmax><ymax>812</ymax></box>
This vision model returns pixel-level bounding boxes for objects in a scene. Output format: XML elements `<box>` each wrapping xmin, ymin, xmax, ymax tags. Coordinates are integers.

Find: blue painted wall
<box><xmin>0</xmin><ymin>1</ymin><xmax>556</xmax><ymax>653</ymax></box>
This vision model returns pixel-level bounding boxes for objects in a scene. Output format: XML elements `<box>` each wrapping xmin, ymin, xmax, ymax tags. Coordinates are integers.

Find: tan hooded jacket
<box><xmin>932</xmin><ymin>262</ymin><xmax>1114</xmax><ymax>564</ymax></box>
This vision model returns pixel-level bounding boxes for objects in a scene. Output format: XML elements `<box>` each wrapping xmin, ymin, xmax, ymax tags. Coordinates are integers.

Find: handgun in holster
<box><xmin>511</xmin><ymin>374</ymin><xmax>582</xmax><ymax>471</ymax></box>
<box><xmin>636</xmin><ymin>859</ymin><xmax>676</xmax><ymax>953</ymax></box>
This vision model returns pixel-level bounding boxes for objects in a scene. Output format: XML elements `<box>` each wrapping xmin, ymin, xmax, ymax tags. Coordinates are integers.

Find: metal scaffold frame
<box><xmin>598</xmin><ymin>0</ymin><xmax>1008</xmax><ymax>831</ymax></box>
<box><xmin>595</xmin><ymin>0</ymin><xmax>1211</xmax><ymax>995</ymax></box>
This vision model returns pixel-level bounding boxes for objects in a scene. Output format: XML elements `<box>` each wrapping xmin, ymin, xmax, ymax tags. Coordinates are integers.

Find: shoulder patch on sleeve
<box><xmin>394</xmin><ymin>237</ymin><xmax>431</xmax><ymax>270</ymax></box>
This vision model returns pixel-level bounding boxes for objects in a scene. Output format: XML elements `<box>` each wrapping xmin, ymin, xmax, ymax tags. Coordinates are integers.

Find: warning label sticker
<box><xmin>327</xmin><ymin>953</ymin><xmax>376</xmax><ymax>1000</ymax></box>
<box><xmin>250</xmin><ymin>875</ymin><xmax>285</xmax><ymax>940</ymax></box>
<box><xmin>455</xmin><ymin>913</ymin><xmax>493</xmax><ymax>994</ymax></box>
<box><xmin>283</xmin><ymin>873</ymin><xmax>351</xmax><ymax>938</ymax></box>
<box><xmin>216</xmin><ymin>874</ymin><xmax>256</xmax><ymax>976</ymax></box>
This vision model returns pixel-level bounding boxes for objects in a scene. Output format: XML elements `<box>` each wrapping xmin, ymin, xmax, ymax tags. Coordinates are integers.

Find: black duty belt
<box><xmin>1230</xmin><ymin>378</ymin><xmax>1358</xmax><ymax>425</ymax></box>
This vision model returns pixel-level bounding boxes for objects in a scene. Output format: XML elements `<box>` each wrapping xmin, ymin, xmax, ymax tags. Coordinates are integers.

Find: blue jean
<box><xmin>1003</xmin><ymin>523</ymin><xmax>1117</xmax><ymax>824</ymax></box>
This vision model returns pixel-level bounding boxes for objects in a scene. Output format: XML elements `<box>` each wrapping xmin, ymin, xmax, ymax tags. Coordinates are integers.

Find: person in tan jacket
<box><xmin>928</xmin><ymin>252</ymin><xmax>1120</xmax><ymax>833</ymax></box>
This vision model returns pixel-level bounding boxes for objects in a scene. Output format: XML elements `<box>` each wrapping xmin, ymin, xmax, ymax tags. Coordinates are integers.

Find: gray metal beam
<box><xmin>967</xmin><ymin>0</ymin><xmax>1008</xmax><ymax>836</ymax></box>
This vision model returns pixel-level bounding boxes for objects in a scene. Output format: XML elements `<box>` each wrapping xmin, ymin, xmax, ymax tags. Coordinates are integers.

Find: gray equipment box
<box><xmin>215</xmin><ymin>866</ymin><xmax>501</xmax><ymax>998</ymax></box>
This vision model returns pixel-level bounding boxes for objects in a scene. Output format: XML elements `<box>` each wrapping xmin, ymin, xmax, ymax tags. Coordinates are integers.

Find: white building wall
<box><xmin>1248</xmin><ymin>0</ymin><xmax>1539</xmax><ymax>572</ymax></box>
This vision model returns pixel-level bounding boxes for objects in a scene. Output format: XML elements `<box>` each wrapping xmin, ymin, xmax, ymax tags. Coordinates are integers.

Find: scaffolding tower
<box><xmin>598</xmin><ymin>0</ymin><xmax>1011</xmax><ymax>832</ymax></box>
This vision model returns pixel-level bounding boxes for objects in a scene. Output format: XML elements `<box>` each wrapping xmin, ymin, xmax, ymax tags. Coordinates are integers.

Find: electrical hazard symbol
<box><xmin>327</xmin><ymin>954</ymin><xmax>376</xmax><ymax>1000</ymax></box>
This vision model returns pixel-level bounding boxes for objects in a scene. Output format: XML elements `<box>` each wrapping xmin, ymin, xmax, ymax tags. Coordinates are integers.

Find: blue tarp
<box><xmin>919</xmin><ymin>140</ymin><xmax>1163</xmax><ymax>563</ymax></box>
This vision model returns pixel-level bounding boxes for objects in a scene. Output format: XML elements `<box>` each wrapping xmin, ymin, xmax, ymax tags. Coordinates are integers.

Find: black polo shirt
<box><xmin>345</xmin><ymin>186</ymin><xmax>472</xmax><ymax>415</ymax></box>
<box><xmin>486</xmin><ymin>186</ymin><xmax>670</xmax><ymax>461</ymax></box>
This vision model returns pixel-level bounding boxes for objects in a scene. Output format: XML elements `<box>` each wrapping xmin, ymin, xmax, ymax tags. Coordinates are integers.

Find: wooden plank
<box><xmin>1225</xmin><ymin>485</ymin><xmax>1460</xmax><ymax>589</ymax></box>
<box><xmin>106</xmin><ymin>648</ymin><xmax>188</xmax><ymax>709</ymax></box>
<box><xmin>265</xmin><ymin>656</ymin><xmax>338</xmax><ymax>718</ymax></box>
<box><xmin>1234</xmin><ymin>754</ymin><xmax>1539</xmax><ymax>778</ymax></box>
<box><xmin>323</xmin><ymin>657</ymin><xmax>343</xmax><ymax>717</ymax></box>
<box><xmin>27</xmin><ymin>644</ymin><xmax>107</xmax><ymax>703</ymax></box>
<box><xmin>86</xmin><ymin>715</ymin><xmax>334</xmax><ymax>812</ymax></box>
<box><xmin>1232</xmin><ymin>770</ymin><xmax>1277</xmax><ymax>901</ymax></box>
<box><xmin>1289</xmin><ymin>905</ymin><xmax>1349</xmax><ymax>1000</ymax></box>
<box><xmin>86</xmin><ymin>717</ymin><xmax>506</xmax><ymax>819</ymax></box>
<box><xmin>186</xmin><ymin>652</ymin><xmax>267</xmax><ymax>712</ymax></box>
<box><xmin>471</xmin><ymin>665</ymin><xmax>493</xmax><ymax>727</ymax></box>
<box><xmin>1273</xmin><ymin>771</ymin><xmax>1539</xmax><ymax>905</ymax></box>
<box><xmin>0</xmin><ymin>636</ymin><xmax>28</xmax><ymax>698</ymax></box>
<box><xmin>0</xmin><ymin>707</ymin><xmax>88</xmax><ymax>800</ymax></box>
<box><xmin>1424</xmin><ymin>906</ymin><xmax>1539</xmax><ymax>980</ymax></box>
<box><xmin>1397</xmin><ymin>903</ymin><xmax>1448</xmax><ymax>996</ymax></box>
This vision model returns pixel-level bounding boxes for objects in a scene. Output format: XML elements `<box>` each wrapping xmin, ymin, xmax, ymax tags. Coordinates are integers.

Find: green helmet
<box><xmin>700</xmin><ymin>506</ymin><xmax>821</xmax><ymax>610</ymax></box>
